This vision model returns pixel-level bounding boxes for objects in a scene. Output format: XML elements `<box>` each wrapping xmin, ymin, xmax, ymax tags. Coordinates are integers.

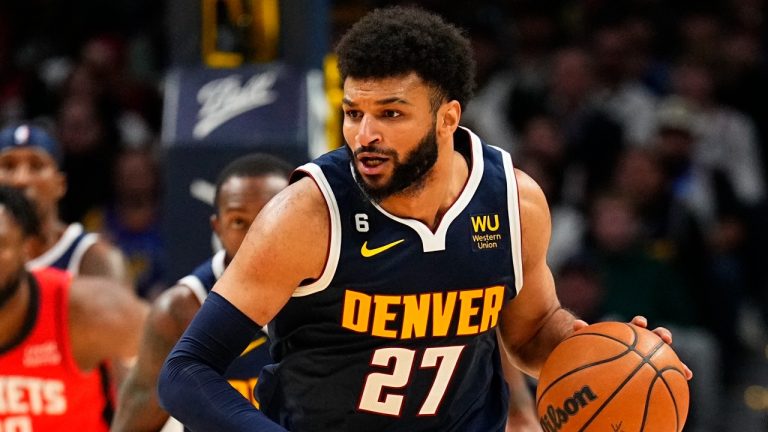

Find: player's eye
<box><xmin>230</xmin><ymin>218</ymin><xmax>247</xmax><ymax>229</ymax></box>
<box><xmin>344</xmin><ymin>110</ymin><xmax>362</xmax><ymax>120</ymax></box>
<box><xmin>382</xmin><ymin>110</ymin><xmax>401</xmax><ymax>118</ymax></box>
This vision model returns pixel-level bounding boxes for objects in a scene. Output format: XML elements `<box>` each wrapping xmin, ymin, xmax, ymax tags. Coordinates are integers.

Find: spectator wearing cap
<box><xmin>0</xmin><ymin>122</ymin><xmax>129</xmax><ymax>281</ymax></box>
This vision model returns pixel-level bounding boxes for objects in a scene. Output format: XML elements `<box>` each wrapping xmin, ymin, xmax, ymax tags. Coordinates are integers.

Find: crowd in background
<box><xmin>1</xmin><ymin>0</ymin><xmax>767</xmax><ymax>429</ymax></box>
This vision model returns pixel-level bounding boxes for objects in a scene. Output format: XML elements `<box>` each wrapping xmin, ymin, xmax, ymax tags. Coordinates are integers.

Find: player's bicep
<box><xmin>214</xmin><ymin>177</ymin><xmax>329</xmax><ymax>326</ymax></box>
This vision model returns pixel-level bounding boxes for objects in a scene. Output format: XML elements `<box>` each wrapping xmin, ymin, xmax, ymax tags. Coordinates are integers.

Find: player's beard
<box><xmin>350</xmin><ymin>125</ymin><xmax>439</xmax><ymax>203</ymax></box>
<box><xmin>0</xmin><ymin>267</ymin><xmax>25</xmax><ymax>310</ymax></box>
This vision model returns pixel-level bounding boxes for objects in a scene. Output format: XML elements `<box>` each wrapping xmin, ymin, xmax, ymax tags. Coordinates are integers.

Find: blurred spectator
<box><xmin>555</xmin><ymin>255</ymin><xmax>604</xmax><ymax>324</ymax></box>
<box><xmin>670</xmin><ymin>60</ymin><xmax>765</xmax><ymax>209</ymax></box>
<box><xmin>85</xmin><ymin>147</ymin><xmax>165</xmax><ymax>299</ymax></box>
<box><xmin>548</xmin><ymin>46</ymin><xmax>625</xmax><ymax>204</ymax></box>
<box><xmin>516</xmin><ymin>114</ymin><xmax>586</xmax><ymax>274</ymax></box>
<box><xmin>663</xmin><ymin>60</ymin><xmax>768</xmax><ymax>356</ymax></box>
<box><xmin>612</xmin><ymin>147</ymin><xmax>714</xmax><ymax>328</ymax></box>
<box><xmin>591</xmin><ymin>22</ymin><xmax>658</xmax><ymax>148</ymax></box>
<box><xmin>582</xmin><ymin>190</ymin><xmax>722</xmax><ymax>432</ymax></box>
<box><xmin>55</xmin><ymin>94</ymin><xmax>121</xmax><ymax>223</ymax></box>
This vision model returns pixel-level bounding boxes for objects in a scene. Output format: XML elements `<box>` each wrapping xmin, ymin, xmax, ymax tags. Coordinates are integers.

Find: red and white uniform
<box><xmin>0</xmin><ymin>268</ymin><xmax>109</xmax><ymax>431</ymax></box>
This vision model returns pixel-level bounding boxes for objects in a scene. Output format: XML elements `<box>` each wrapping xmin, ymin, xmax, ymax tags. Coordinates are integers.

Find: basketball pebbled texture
<box><xmin>535</xmin><ymin>322</ymin><xmax>689</xmax><ymax>432</ymax></box>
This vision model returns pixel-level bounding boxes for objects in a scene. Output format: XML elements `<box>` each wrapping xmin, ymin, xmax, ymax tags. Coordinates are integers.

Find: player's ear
<box><xmin>438</xmin><ymin>100</ymin><xmax>461</xmax><ymax>137</ymax></box>
<box><xmin>53</xmin><ymin>171</ymin><xmax>67</xmax><ymax>200</ymax></box>
<box><xmin>210</xmin><ymin>214</ymin><xmax>220</xmax><ymax>236</ymax></box>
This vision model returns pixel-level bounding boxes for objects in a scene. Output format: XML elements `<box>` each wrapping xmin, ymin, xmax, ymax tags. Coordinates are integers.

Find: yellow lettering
<box><xmin>228</xmin><ymin>378</ymin><xmax>260</xmax><ymax>408</ymax></box>
<box><xmin>371</xmin><ymin>295</ymin><xmax>401</xmax><ymax>338</ymax></box>
<box><xmin>487</xmin><ymin>215</ymin><xmax>500</xmax><ymax>231</ymax></box>
<box><xmin>480</xmin><ymin>286</ymin><xmax>505</xmax><ymax>331</ymax></box>
<box><xmin>457</xmin><ymin>289</ymin><xmax>483</xmax><ymax>335</ymax></box>
<box><xmin>470</xmin><ymin>216</ymin><xmax>487</xmax><ymax>232</ymax></box>
<box><xmin>342</xmin><ymin>290</ymin><xmax>371</xmax><ymax>333</ymax></box>
<box><xmin>432</xmin><ymin>292</ymin><xmax>457</xmax><ymax>336</ymax></box>
<box><xmin>401</xmin><ymin>294</ymin><xmax>431</xmax><ymax>339</ymax></box>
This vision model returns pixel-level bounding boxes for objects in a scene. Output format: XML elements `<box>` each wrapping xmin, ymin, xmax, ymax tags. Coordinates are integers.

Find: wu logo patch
<box><xmin>470</xmin><ymin>213</ymin><xmax>505</xmax><ymax>251</ymax></box>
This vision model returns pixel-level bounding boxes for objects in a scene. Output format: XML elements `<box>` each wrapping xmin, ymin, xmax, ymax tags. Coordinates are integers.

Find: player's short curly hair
<box><xmin>335</xmin><ymin>6</ymin><xmax>476</xmax><ymax>110</ymax></box>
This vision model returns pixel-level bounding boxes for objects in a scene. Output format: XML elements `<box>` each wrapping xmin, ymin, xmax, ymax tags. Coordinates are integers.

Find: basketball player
<box><xmin>158</xmin><ymin>7</ymin><xmax>690</xmax><ymax>431</ymax></box>
<box><xmin>111</xmin><ymin>153</ymin><xmax>292</xmax><ymax>432</ymax></box>
<box><xmin>0</xmin><ymin>123</ymin><xmax>129</xmax><ymax>280</ymax></box>
<box><xmin>0</xmin><ymin>186</ymin><xmax>147</xmax><ymax>431</ymax></box>
<box><xmin>0</xmin><ymin>122</ymin><xmax>134</xmax><ymax>423</ymax></box>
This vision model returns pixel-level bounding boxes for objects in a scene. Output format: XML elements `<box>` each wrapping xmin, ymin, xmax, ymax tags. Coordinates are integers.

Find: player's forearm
<box><xmin>504</xmin><ymin>370</ymin><xmax>541</xmax><ymax>431</ymax></box>
<box><xmin>112</xmin><ymin>379</ymin><xmax>169</xmax><ymax>432</ymax></box>
<box><xmin>512</xmin><ymin>307</ymin><xmax>575</xmax><ymax>378</ymax></box>
<box><xmin>157</xmin><ymin>292</ymin><xmax>287</xmax><ymax>431</ymax></box>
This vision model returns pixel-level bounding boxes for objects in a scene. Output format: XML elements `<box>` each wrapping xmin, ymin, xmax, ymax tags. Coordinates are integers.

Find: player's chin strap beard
<box><xmin>0</xmin><ymin>269</ymin><xmax>25</xmax><ymax>310</ymax></box>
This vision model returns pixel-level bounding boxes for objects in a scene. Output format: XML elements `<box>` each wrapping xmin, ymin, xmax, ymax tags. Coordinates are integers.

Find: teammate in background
<box><xmin>112</xmin><ymin>154</ymin><xmax>292</xmax><ymax>432</ymax></box>
<box><xmin>0</xmin><ymin>122</ymin><xmax>133</xmax><ymax>423</ymax></box>
<box><xmin>158</xmin><ymin>7</ymin><xmax>690</xmax><ymax>431</ymax></box>
<box><xmin>0</xmin><ymin>186</ymin><xmax>147</xmax><ymax>431</ymax></box>
<box><xmin>0</xmin><ymin>123</ymin><xmax>129</xmax><ymax>281</ymax></box>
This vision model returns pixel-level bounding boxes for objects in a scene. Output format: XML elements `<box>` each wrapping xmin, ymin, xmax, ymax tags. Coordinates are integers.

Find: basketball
<box><xmin>535</xmin><ymin>322</ymin><xmax>689</xmax><ymax>432</ymax></box>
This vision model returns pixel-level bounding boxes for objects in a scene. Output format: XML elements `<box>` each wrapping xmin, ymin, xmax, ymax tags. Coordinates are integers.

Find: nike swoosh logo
<box><xmin>361</xmin><ymin>239</ymin><xmax>405</xmax><ymax>257</ymax></box>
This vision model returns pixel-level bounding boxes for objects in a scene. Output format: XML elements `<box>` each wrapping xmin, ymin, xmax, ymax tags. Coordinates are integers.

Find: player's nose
<box><xmin>8</xmin><ymin>164</ymin><xmax>33</xmax><ymax>187</ymax></box>
<box><xmin>356</xmin><ymin>115</ymin><xmax>381</xmax><ymax>147</ymax></box>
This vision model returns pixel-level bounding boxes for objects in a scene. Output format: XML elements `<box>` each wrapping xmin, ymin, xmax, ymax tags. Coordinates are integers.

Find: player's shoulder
<box><xmin>78</xmin><ymin>234</ymin><xmax>130</xmax><ymax>281</ymax></box>
<box><xmin>147</xmin><ymin>284</ymin><xmax>202</xmax><ymax>337</ymax></box>
<box><xmin>68</xmin><ymin>275</ymin><xmax>136</xmax><ymax>307</ymax></box>
<box><xmin>261</xmin><ymin>174</ymin><xmax>328</xmax><ymax>224</ymax></box>
<box><xmin>514</xmin><ymin>168</ymin><xmax>548</xmax><ymax>212</ymax></box>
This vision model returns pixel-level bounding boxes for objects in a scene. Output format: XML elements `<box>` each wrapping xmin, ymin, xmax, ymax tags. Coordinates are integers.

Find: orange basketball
<box><xmin>535</xmin><ymin>321</ymin><xmax>689</xmax><ymax>432</ymax></box>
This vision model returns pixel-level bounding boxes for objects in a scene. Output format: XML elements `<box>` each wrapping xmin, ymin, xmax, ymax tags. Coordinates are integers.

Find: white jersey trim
<box><xmin>26</xmin><ymin>223</ymin><xmax>96</xmax><ymax>275</ymax></box>
<box><xmin>494</xmin><ymin>146</ymin><xmax>524</xmax><ymax>294</ymax></box>
<box><xmin>177</xmin><ymin>249</ymin><xmax>227</xmax><ymax>305</ymax></box>
<box><xmin>67</xmin><ymin>232</ymin><xmax>98</xmax><ymax>275</ymax></box>
<box><xmin>359</xmin><ymin>126</ymin><xmax>485</xmax><ymax>252</ymax></box>
<box><xmin>290</xmin><ymin>163</ymin><xmax>342</xmax><ymax>297</ymax></box>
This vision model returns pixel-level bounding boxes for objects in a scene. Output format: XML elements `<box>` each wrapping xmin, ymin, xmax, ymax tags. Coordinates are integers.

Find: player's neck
<box><xmin>34</xmin><ymin>216</ymin><xmax>68</xmax><ymax>258</ymax></box>
<box><xmin>379</xmin><ymin>149</ymin><xmax>468</xmax><ymax>230</ymax></box>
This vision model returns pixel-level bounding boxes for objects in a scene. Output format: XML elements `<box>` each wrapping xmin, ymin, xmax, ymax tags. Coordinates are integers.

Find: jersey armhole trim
<box><xmin>290</xmin><ymin>163</ymin><xmax>340</xmax><ymax>297</ymax></box>
<box><xmin>497</xmin><ymin>147</ymin><xmax>524</xmax><ymax>294</ymax></box>
<box><xmin>67</xmin><ymin>232</ymin><xmax>99</xmax><ymax>275</ymax></box>
<box><xmin>177</xmin><ymin>276</ymin><xmax>208</xmax><ymax>305</ymax></box>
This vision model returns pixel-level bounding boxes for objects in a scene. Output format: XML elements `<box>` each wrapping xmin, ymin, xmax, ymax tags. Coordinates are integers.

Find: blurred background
<box><xmin>1</xmin><ymin>0</ymin><xmax>767</xmax><ymax>430</ymax></box>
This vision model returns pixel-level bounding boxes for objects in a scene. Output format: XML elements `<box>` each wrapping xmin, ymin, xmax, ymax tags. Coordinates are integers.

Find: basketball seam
<box><xmin>637</xmin><ymin>340</ymin><xmax>666</xmax><ymax>432</ymax></box>
<box><xmin>536</xmin><ymin>323</ymin><xmax>639</xmax><ymax>406</ymax></box>
<box><xmin>535</xmin><ymin>347</ymin><xmax>632</xmax><ymax>406</ymax></box>
<box><xmin>643</xmin><ymin>364</ymin><xmax>686</xmax><ymax>432</ymax></box>
<box><xmin>577</xmin><ymin>324</ymin><xmax>646</xmax><ymax>432</ymax></box>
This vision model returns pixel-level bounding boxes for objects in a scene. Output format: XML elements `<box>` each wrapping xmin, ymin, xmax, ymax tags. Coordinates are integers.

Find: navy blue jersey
<box><xmin>26</xmin><ymin>223</ymin><xmax>98</xmax><ymax>275</ymax></box>
<box><xmin>258</xmin><ymin>127</ymin><xmax>524</xmax><ymax>432</ymax></box>
<box><xmin>173</xmin><ymin>250</ymin><xmax>272</xmax><ymax>432</ymax></box>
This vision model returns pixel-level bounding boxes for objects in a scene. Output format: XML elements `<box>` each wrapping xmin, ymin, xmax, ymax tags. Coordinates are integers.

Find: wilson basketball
<box><xmin>536</xmin><ymin>322</ymin><xmax>689</xmax><ymax>432</ymax></box>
